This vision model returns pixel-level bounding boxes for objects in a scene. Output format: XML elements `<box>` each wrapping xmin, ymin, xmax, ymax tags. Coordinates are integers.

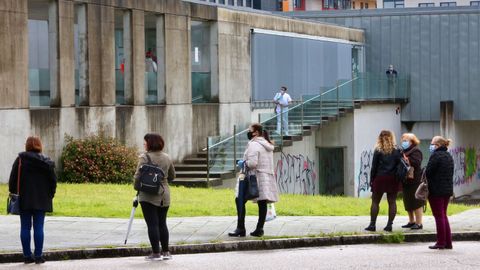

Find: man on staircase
<box><xmin>273</xmin><ymin>86</ymin><xmax>292</xmax><ymax>136</ymax></box>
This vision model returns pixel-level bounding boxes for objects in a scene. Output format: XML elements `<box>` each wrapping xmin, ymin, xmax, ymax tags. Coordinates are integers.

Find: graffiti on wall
<box><xmin>275</xmin><ymin>153</ymin><xmax>317</xmax><ymax>195</ymax></box>
<box><xmin>357</xmin><ymin>150</ymin><xmax>373</xmax><ymax>197</ymax></box>
<box><xmin>449</xmin><ymin>147</ymin><xmax>480</xmax><ymax>187</ymax></box>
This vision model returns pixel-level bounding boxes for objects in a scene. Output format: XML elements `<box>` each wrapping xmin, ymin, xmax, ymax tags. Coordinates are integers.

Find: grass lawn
<box><xmin>1</xmin><ymin>183</ymin><xmax>477</xmax><ymax>218</ymax></box>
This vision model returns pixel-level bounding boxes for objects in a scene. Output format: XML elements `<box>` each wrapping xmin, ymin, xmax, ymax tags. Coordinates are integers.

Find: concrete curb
<box><xmin>1</xmin><ymin>231</ymin><xmax>479</xmax><ymax>264</ymax></box>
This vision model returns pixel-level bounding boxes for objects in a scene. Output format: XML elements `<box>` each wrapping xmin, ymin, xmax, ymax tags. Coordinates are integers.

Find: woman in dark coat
<box><xmin>426</xmin><ymin>136</ymin><xmax>454</xmax><ymax>249</ymax></box>
<box><xmin>8</xmin><ymin>136</ymin><xmax>57</xmax><ymax>264</ymax></box>
<box><xmin>400</xmin><ymin>133</ymin><xmax>424</xmax><ymax>230</ymax></box>
<box><xmin>365</xmin><ymin>130</ymin><xmax>401</xmax><ymax>232</ymax></box>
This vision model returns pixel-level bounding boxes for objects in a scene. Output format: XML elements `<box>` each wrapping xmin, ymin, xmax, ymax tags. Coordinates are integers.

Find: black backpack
<box><xmin>137</xmin><ymin>154</ymin><xmax>165</xmax><ymax>194</ymax></box>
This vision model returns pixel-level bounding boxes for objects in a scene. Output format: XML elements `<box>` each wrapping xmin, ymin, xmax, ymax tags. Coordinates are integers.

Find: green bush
<box><xmin>60</xmin><ymin>134</ymin><xmax>138</xmax><ymax>184</ymax></box>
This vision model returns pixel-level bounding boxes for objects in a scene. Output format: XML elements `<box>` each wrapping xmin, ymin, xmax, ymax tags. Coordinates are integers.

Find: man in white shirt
<box><xmin>273</xmin><ymin>86</ymin><xmax>292</xmax><ymax>135</ymax></box>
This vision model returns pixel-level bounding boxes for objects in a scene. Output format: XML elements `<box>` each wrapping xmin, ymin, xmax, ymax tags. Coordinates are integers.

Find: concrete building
<box><xmin>290</xmin><ymin>6</ymin><xmax>480</xmax><ymax>198</ymax></box>
<box><xmin>0</xmin><ymin>0</ymin><xmax>364</xmax><ymax>194</ymax></box>
<box><xmin>377</xmin><ymin>0</ymin><xmax>479</xmax><ymax>8</ymax></box>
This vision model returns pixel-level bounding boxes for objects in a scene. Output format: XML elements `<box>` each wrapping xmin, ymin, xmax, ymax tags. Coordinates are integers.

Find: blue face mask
<box><xmin>401</xmin><ymin>141</ymin><xmax>411</xmax><ymax>150</ymax></box>
<box><xmin>429</xmin><ymin>144</ymin><xmax>436</xmax><ymax>153</ymax></box>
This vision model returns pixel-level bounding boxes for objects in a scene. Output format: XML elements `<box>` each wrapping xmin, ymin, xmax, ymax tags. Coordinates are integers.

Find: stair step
<box><xmin>171</xmin><ymin>178</ymin><xmax>223</xmax><ymax>188</ymax></box>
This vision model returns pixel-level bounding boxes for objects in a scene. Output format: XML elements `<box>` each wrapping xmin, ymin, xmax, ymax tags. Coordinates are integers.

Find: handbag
<box><xmin>244</xmin><ymin>169</ymin><xmax>259</xmax><ymax>200</ymax></box>
<box><xmin>415</xmin><ymin>168</ymin><xmax>429</xmax><ymax>201</ymax></box>
<box><xmin>395</xmin><ymin>156</ymin><xmax>411</xmax><ymax>183</ymax></box>
<box><xmin>7</xmin><ymin>157</ymin><xmax>21</xmax><ymax>215</ymax></box>
<box><xmin>266</xmin><ymin>203</ymin><xmax>277</xmax><ymax>222</ymax></box>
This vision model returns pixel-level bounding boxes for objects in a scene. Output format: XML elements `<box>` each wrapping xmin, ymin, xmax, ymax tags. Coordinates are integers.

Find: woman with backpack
<box><xmin>134</xmin><ymin>133</ymin><xmax>175</xmax><ymax>260</ymax></box>
<box><xmin>365</xmin><ymin>130</ymin><xmax>402</xmax><ymax>232</ymax></box>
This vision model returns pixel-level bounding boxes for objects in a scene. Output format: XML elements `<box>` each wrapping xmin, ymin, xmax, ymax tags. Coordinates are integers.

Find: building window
<box><xmin>470</xmin><ymin>1</ymin><xmax>480</xmax><ymax>5</ymax></box>
<box><xmin>440</xmin><ymin>2</ymin><xmax>456</xmax><ymax>6</ymax></box>
<box><xmin>228</xmin><ymin>0</ymin><xmax>234</xmax><ymax>5</ymax></box>
<box><xmin>323</xmin><ymin>0</ymin><xmax>352</xmax><ymax>10</ymax></box>
<box><xmin>384</xmin><ymin>0</ymin><xmax>404</xmax><ymax>8</ymax></box>
<box><xmin>365</xmin><ymin>2</ymin><xmax>368</xmax><ymax>8</ymax></box>
<box><xmin>237</xmin><ymin>0</ymin><xmax>244</xmax><ymax>6</ymax></box>
<box><xmin>218</xmin><ymin>0</ymin><xmax>225</xmax><ymax>4</ymax></box>
<box><xmin>210</xmin><ymin>0</ymin><xmax>216</xmax><ymax>3</ymax></box>
<box><xmin>191</xmin><ymin>21</ymin><xmax>215</xmax><ymax>103</ymax></box>
<box><xmin>246</xmin><ymin>0</ymin><xmax>252</xmax><ymax>7</ymax></box>
<box><xmin>418</xmin><ymin>3</ymin><xmax>435</xmax><ymax>7</ymax></box>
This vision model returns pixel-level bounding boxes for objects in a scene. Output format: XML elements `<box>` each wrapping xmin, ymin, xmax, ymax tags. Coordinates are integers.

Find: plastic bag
<box><xmin>266</xmin><ymin>203</ymin><xmax>277</xmax><ymax>222</ymax></box>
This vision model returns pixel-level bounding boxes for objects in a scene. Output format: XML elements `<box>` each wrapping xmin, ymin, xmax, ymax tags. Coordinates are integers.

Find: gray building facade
<box><xmin>291</xmin><ymin>7</ymin><xmax>480</xmax><ymax>121</ymax></box>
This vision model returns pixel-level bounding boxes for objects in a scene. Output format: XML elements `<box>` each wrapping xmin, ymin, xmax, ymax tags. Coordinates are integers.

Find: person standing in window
<box><xmin>426</xmin><ymin>136</ymin><xmax>454</xmax><ymax>250</ymax></box>
<box><xmin>134</xmin><ymin>133</ymin><xmax>175</xmax><ymax>260</ymax></box>
<box><xmin>365</xmin><ymin>130</ymin><xmax>401</xmax><ymax>232</ymax></box>
<box><xmin>399</xmin><ymin>133</ymin><xmax>424</xmax><ymax>230</ymax></box>
<box><xmin>273</xmin><ymin>86</ymin><xmax>292</xmax><ymax>135</ymax></box>
<box><xmin>9</xmin><ymin>136</ymin><xmax>57</xmax><ymax>264</ymax></box>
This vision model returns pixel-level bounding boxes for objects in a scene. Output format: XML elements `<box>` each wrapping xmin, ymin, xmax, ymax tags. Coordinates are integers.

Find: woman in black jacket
<box><xmin>426</xmin><ymin>136</ymin><xmax>454</xmax><ymax>250</ymax></box>
<box><xmin>365</xmin><ymin>130</ymin><xmax>402</xmax><ymax>232</ymax></box>
<box><xmin>400</xmin><ymin>133</ymin><xmax>424</xmax><ymax>230</ymax></box>
<box><xmin>8</xmin><ymin>137</ymin><xmax>57</xmax><ymax>264</ymax></box>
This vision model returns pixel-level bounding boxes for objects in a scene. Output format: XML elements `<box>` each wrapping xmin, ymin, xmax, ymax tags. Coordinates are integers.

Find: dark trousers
<box><xmin>20</xmin><ymin>210</ymin><xmax>46</xmax><ymax>258</ymax></box>
<box><xmin>235</xmin><ymin>197</ymin><xmax>267</xmax><ymax>230</ymax></box>
<box><xmin>429</xmin><ymin>196</ymin><xmax>452</xmax><ymax>247</ymax></box>
<box><xmin>140</xmin><ymin>202</ymin><xmax>169</xmax><ymax>253</ymax></box>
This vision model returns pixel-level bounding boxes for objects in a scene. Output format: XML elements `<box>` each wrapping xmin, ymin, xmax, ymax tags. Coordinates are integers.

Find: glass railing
<box><xmin>145</xmin><ymin>71</ymin><xmax>158</xmax><ymax>105</ymax></box>
<box><xmin>203</xmin><ymin>72</ymin><xmax>410</xmax><ymax>180</ymax></box>
<box><xmin>116</xmin><ymin>69</ymin><xmax>125</xmax><ymax>105</ymax></box>
<box><xmin>29</xmin><ymin>68</ymin><xmax>50</xmax><ymax>107</ymax></box>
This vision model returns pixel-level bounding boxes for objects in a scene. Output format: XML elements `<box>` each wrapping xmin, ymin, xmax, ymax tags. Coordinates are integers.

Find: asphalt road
<box><xmin>1</xmin><ymin>242</ymin><xmax>479</xmax><ymax>270</ymax></box>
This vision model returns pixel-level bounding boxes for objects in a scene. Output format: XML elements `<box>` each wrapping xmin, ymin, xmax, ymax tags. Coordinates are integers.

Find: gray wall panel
<box><xmin>251</xmin><ymin>33</ymin><xmax>353</xmax><ymax>101</ymax></box>
<box><xmin>297</xmin><ymin>7</ymin><xmax>480</xmax><ymax>121</ymax></box>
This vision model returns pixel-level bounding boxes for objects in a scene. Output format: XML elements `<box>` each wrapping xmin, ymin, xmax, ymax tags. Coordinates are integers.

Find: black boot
<box><xmin>228</xmin><ymin>228</ymin><xmax>246</xmax><ymax>237</ymax></box>
<box><xmin>384</xmin><ymin>222</ymin><xmax>393</xmax><ymax>232</ymax></box>
<box><xmin>365</xmin><ymin>221</ymin><xmax>376</xmax><ymax>232</ymax></box>
<box><xmin>250</xmin><ymin>228</ymin><xmax>264</xmax><ymax>237</ymax></box>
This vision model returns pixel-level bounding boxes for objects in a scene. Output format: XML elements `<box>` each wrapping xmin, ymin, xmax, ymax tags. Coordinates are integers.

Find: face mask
<box><xmin>401</xmin><ymin>141</ymin><xmax>411</xmax><ymax>150</ymax></box>
<box><xmin>429</xmin><ymin>144</ymin><xmax>436</xmax><ymax>153</ymax></box>
<box><xmin>247</xmin><ymin>131</ymin><xmax>253</xmax><ymax>140</ymax></box>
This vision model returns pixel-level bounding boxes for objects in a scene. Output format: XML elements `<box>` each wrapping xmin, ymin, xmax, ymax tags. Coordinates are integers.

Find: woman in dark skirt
<box><xmin>365</xmin><ymin>130</ymin><xmax>402</xmax><ymax>232</ymax></box>
<box><xmin>400</xmin><ymin>133</ymin><xmax>424</xmax><ymax>230</ymax></box>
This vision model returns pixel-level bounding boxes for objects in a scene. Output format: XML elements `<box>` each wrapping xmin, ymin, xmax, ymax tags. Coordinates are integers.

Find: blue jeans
<box><xmin>20</xmin><ymin>210</ymin><xmax>46</xmax><ymax>258</ymax></box>
<box><xmin>276</xmin><ymin>108</ymin><xmax>289</xmax><ymax>135</ymax></box>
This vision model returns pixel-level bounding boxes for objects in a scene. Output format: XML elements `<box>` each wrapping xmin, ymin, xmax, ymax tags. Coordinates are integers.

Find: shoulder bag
<box><xmin>415</xmin><ymin>168</ymin><xmax>429</xmax><ymax>201</ymax></box>
<box><xmin>244</xmin><ymin>167</ymin><xmax>259</xmax><ymax>201</ymax></box>
<box><xmin>7</xmin><ymin>157</ymin><xmax>21</xmax><ymax>215</ymax></box>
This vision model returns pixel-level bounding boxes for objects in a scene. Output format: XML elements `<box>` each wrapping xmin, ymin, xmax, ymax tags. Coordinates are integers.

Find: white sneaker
<box><xmin>161</xmin><ymin>251</ymin><xmax>172</xmax><ymax>260</ymax></box>
<box><xmin>145</xmin><ymin>253</ymin><xmax>162</xmax><ymax>261</ymax></box>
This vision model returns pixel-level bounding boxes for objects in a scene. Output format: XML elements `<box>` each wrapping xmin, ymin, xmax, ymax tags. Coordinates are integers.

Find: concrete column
<box><xmin>123</xmin><ymin>10</ymin><xmax>133</xmax><ymax>105</ymax></box>
<box><xmin>164</xmin><ymin>14</ymin><xmax>191</xmax><ymax>104</ymax></box>
<box><xmin>156</xmin><ymin>15</ymin><xmax>166</xmax><ymax>104</ymax></box>
<box><xmin>440</xmin><ymin>101</ymin><xmax>454</xmax><ymax>139</ymax></box>
<box><xmin>132</xmin><ymin>10</ymin><xmax>145</xmax><ymax>105</ymax></box>
<box><xmin>76</xmin><ymin>4</ymin><xmax>89</xmax><ymax>106</ymax></box>
<box><xmin>87</xmin><ymin>4</ymin><xmax>115</xmax><ymax>106</ymax></box>
<box><xmin>0</xmin><ymin>0</ymin><xmax>28</xmax><ymax>108</ymax></box>
<box><xmin>48</xmin><ymin>0</ymin><xmax>59</xmax><ymax>106</ymax></box>
<box><xmin>209</xmin><ymin>22</ymin><xmax>219</xmax><ymax>101</ymax></box>
<box><xmin>58</xmin><ymin>0</ymin><xmax>75</xmax><ymax>107</ymax></box>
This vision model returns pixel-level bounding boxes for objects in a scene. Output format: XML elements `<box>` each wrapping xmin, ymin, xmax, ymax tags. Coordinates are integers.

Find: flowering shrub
<box><xmin>60</xmin><ymin>134</ymin><xmax>138</xmax><ymax>184</ymax></box>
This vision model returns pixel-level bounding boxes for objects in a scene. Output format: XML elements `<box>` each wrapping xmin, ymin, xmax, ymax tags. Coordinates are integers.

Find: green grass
<box><xmin>1</xmin><ymin>183</ymin><xmax>478</xmax><ymax>218</ymax></box>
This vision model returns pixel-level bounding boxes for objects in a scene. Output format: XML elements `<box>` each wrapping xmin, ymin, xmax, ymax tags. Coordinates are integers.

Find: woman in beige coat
<box><xmin>228</xmin><ymin>123</ymin><xmax>279</xmax><ymax>237</ymax></box>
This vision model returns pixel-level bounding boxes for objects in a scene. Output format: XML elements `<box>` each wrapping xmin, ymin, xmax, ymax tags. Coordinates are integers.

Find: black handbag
<box><xmin>395</xmin><ymin>154</ymin><xmax>411</xmax><ymax>183</ymax></box>
<box><xmin>244</xmin><ymin>170</ymin><xmax>259</xmax><ymax>200</ymax></box>
<box><xmin>7</xmin><ymin>157</ymin><xmax>21</xmax><ymax>215</ymax></box>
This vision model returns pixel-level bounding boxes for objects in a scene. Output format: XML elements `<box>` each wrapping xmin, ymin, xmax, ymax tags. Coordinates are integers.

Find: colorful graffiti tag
<box><xmin>357</xmin><ymin>150</ymin><xmax>373</xmax><ymax>197</ymax></box>
<box><xmin>449</xmin><ymin>147</ymin><xmax>480</xmax><ymax>187</ymax></box>
<box><xmin>275</xmin><ymin>153</ymin><xmax>317</xmax><ymax>195</ymax></box>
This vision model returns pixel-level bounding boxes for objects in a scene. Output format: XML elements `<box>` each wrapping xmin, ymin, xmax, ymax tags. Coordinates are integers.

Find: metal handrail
<box><xmin>202</xmin><ymin>78</ymin><xmax>358</xmax><ymax>151</ymax></box>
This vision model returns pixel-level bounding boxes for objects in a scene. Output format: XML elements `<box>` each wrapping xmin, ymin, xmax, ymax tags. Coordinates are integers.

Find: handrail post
<box><xmin>206</xmin><ymin>137</ymin><xmax>210</xmax><ymax>185</ymax></box>
<box><xmin>233</xmin><ymin>125</ymin><xmax>237</xmax><ymax>170</ymax></box>
<box><xmin>320</xmin><ymin>87</ymin><xmax>323</xmax><ymax>127</ymax></box>
<box><xmin>301</xmin><ymin>102</ymin><xmax>304</xmax><ymax>135</ymax></box>
<box><xmin>280</xmin><ymin>107</ymin><xmax>284</xmax><ymax>149</ymax></box>
<box><xmin>336</xmin><ymin>81</ymin><xmax>339</xmax><ymax>115</ymax></box>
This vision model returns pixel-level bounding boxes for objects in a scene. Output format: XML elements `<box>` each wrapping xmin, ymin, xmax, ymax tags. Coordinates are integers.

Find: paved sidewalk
<box><xmin>1</xmin><ymin>209</ymin><xmax>479</xmax><ymax>253</ymax></box>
